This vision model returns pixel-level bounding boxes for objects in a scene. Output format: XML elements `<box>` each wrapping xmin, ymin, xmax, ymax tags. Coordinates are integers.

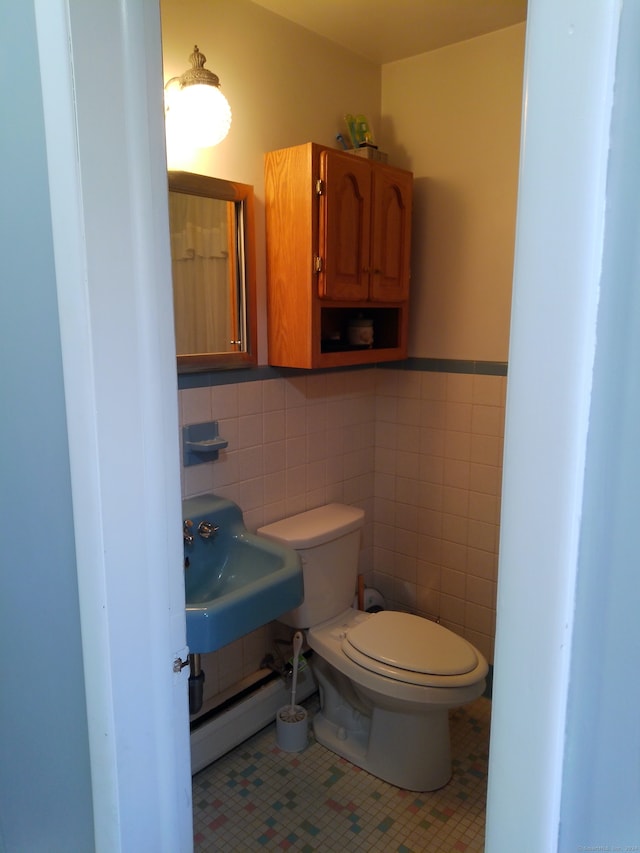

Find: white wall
<box><xmin>160</xmin><ymin>4</ymin><xmax>525</xmax><ymax>366</ymax></box>
<box><xmin>160</xmin><ymin>0</ymin><xmax>382</xmax><ymax>366</ymax></box>
<box><xmin>34</xmin><ymin>0</ymin><xmax>193</xmax><ymax>848</ymax></box>
<box><xmin>0</xmin><ymin>3</ymin><xmax>94</xmax><ymax>850</ymax></box>
<box><xmin>485</xmin><ymin>1</ymin><xmax>639</xmax><ymax>849</ymax></box>
<box><xmin>557</xmin><ymin>0</ymin><xmax>640</xmax><ymax>845</ymax></box>
<box><xmin>382</xmin><ymin>25</ymin><xmax>525</xmax><ymax>362</ymax></box>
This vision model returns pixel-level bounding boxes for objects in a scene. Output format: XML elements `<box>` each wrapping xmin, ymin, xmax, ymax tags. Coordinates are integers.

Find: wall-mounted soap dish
<box><xmin>182</xmin><ymin>421</ymin><xmax>228</xmax><ymax>466</ymax></box>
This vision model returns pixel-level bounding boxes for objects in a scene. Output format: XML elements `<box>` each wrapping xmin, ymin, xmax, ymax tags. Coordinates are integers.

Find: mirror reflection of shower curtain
<box><xmin>169</xmin><ymin>193</ymin><xmax>234</xmax><ymax>355</ymax></box>
<box><xmin>172</xmin><ymin>254</ymin><xmax>231</xmax><ymax>354</ymax></box>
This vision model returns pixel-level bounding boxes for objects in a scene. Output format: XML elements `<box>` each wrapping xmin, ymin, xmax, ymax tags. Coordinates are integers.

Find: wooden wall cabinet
<box><xmin>265</xmin><ymin>142</ymin><xmax>412</xmax><ymax>369</ymax></box>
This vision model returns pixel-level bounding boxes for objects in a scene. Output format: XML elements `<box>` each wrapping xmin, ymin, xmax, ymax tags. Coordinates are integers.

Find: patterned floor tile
<box><xmin>193</xmin><ymin>694</ymin><xmax>490</xmax><ymax>852</ymax></box>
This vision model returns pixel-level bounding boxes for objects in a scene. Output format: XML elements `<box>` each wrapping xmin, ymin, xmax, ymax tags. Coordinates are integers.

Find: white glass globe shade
<box><xmin>170</xmin><ymin>83</ymin><xmax>232</xmax><ymax>148</ymax></box>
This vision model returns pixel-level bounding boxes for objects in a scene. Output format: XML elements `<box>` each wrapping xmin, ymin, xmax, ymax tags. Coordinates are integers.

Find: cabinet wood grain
<box><xmin>265</xmin><ymin>142</ymin><xmax>412</xmax><ymax>369</ymax></box>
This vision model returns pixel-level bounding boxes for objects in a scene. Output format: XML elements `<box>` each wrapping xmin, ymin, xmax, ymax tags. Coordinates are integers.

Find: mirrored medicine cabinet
<box><xmin>168</xmin><ymin>171</ymin><xmax>257</xmax><ymax>372</ymax></box>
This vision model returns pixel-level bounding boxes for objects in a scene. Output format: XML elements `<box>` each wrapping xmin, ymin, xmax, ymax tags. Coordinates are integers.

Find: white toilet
<box><xmin>258</xmin><ymin>503</ymin><xmax>488</xmax><ymax>792</ymax></box>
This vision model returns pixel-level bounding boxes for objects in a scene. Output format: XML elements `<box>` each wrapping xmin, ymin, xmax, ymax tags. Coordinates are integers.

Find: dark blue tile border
<box><xmin>177</xmin><ymin>358</ymin><xmax>508</xmax><ymax>390</ymax></box>
<box><xmin>177</xmin><ymin>363</ymin><xmax>373</xmax><ymax>390</ymax></box>
<box><xmin>178</xmin><ymin>365</ymin><xmax>280</xmax><ymax>390</ymax></box>
<box><xmin>379</xmin><ymin>358</ymin><xmax>508</xmax><ymax>376</ymax></box>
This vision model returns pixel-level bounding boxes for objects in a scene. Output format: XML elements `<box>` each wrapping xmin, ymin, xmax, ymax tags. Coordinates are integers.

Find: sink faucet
<box><xmin>198</xmin><ymin>520</ymin><xmax>219</xmax><ymax>540</ymax></box>
<box><xmin>183</xmin><ymin>519</ymin><xmax>194</xmax><ymax>545</ymax></box>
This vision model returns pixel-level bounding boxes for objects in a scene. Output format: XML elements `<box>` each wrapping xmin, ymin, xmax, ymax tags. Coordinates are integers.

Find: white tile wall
<box><xmin>180</xmin><ymin>370</ymin><xmax>377</xmax><ymax>699</ymax></box>
<box><xmin>180</xmin><ymin>366</ymin><xmax>505</xmax><ymax>705</ymax></box>
<box><xmin>372</xmin><ymin>369</ymin><xmax>505</xmax><ymax>663</ymax></box>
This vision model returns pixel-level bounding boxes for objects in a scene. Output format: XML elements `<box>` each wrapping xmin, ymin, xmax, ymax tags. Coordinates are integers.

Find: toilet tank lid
<box><xmin>258</xmin><ymin>503</ymin><xmax>365</xmax><ymax>548</ymax></box>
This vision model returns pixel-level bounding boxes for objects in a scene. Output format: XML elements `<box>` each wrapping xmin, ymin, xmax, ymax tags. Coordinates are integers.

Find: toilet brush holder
<box><xmin>276</xmin><ymin>704</ymin><xmax>308</xmax><ymax>752</ymax></box>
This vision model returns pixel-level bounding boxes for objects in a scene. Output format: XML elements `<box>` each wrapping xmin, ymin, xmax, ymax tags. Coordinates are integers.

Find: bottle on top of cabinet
<box><xmin>264</xmin><ymin>142</ymin><xmax>412</xmax><ymax>369</ymax></box>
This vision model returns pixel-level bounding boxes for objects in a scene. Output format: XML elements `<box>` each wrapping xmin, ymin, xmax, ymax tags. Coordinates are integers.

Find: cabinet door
<box><xmin>370</xmin><ymin>166</ymin><xmax>412</xmax><ymax>302</ymax></box>
<box><xmin>318</xmin><ymin>150</ymin><xmax>371</xmax><ymax>301</ymax></box>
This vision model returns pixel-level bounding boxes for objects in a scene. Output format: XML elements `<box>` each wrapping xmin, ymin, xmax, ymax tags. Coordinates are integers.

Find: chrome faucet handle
<box><xmin>197</xmin><ymin>520</ymin><xmax>219</xmax><ymax>539</ymax></box>
<box><xmin>183</xmin><ymin>519</ymin><xmax>194</xmax><ymax>544</ymax></box>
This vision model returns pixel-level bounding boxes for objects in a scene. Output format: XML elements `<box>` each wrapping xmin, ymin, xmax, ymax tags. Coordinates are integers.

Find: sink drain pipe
<box><xmin>189</xmin><ymin>654</ymin><xmax>205</xmax><ymax>715</ymax></box>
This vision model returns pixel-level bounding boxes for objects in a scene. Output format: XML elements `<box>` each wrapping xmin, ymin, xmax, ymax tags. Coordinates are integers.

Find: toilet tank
<box><xmin>258</xmin><ymin>504</ymin><xmax>365</xmax><ymax>628</ymax></box>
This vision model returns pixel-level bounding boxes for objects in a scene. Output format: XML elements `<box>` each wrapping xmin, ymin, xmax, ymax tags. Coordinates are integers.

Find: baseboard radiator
<box><xmin>190</xmin><ymin>669</ymin><xmax>317</xmax><ymax>775</ymax></box>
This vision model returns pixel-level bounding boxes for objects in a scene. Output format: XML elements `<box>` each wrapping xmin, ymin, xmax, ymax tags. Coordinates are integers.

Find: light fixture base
<box><xmin>179</xmin><ymin>45</ymin><xmax>220</xmax><ymax>89</ymax></box>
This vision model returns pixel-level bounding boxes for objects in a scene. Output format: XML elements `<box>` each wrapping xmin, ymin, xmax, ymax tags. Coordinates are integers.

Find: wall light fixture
<box><xmin>164</xmin><ymin>45</ymin><xmax>232</xmax><ymax>148</ymax></box>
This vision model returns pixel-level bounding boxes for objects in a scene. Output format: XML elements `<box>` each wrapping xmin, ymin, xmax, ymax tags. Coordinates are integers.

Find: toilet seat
<box><xmin>342</xmin><ymin>611</ymin><xmax>480</xmax><ymax>688</ymax></box>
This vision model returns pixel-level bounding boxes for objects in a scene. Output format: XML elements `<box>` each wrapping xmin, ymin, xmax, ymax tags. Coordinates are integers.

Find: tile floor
<box><xmin>192</xmin><ymin>694</ymin><xmax>491</xmax><ymax>852</ymax></box>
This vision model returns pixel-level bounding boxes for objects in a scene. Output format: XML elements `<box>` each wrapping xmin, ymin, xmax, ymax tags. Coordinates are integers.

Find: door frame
<box><xmin>34</xmin><ymin>0</ymin><xmax>192</xmax><ymax>849</ymax></box>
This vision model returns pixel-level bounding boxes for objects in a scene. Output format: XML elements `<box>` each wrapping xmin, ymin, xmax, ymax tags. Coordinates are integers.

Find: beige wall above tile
<box><xmin>382</xmin><ymin>24</ymin><xmax>525</xmax><ymax>362</ymax></box>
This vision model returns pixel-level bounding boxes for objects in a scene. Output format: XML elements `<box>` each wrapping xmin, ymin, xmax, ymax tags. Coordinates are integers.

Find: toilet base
<box><xmin>313</xmin><ymin>703</ymin><xmax>452</xmax><ymax>791</ymax></box>
<box><xmin>312</xmin><ymin>657</ymin><xmax>453</xmax><ymax>791</ymax></box>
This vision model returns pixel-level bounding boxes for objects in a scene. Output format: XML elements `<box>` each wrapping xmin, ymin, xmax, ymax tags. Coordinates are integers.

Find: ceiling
<box><xmin>249</xmin><ymin>0</ymin><xmax>527</xmax><ymax>65</ymax></box>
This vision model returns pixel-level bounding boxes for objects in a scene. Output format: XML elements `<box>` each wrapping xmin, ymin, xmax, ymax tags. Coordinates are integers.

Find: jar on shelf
<box><xmin>348</xmin><ymin>315</ymin><xmax>374</xmax><ymax>347</ymax></box>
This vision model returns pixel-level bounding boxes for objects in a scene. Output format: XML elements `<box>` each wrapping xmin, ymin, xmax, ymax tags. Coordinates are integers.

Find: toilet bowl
<box><xmin>258</xmin><ymin>504</ymin><xmax>488</xmax><ymax>791</ymax></box>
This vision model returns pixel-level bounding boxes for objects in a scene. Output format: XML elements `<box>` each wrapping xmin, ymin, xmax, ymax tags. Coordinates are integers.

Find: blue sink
<box><xmin>182</xmin><ymin>494</ymin><xmax>303</xmax><ymax>653</ymax></box>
